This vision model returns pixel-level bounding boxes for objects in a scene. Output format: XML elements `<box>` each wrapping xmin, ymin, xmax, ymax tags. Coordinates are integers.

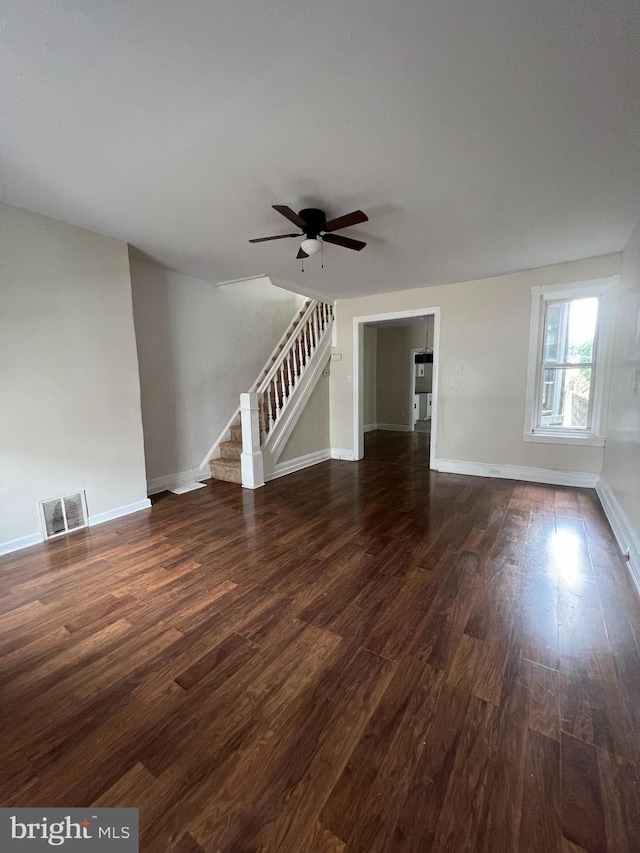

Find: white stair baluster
<box><xmin>267</xmin><ymin>383</ymin><xmax>275</xmax><ymax>430</ymax></box>
<box><xmin>260</xmin><ymin>397</ymin><xmax>267</xmax><ymax>442</ymax></box>
<box><xmin>287</xmin><ymin>351</ymin><xmax>294</xmax><ymax>395</ymax></box>
<box><xmin>280</xmin><ymin>364</ymin><xmax>287</xmax><ymax>410</ymax></box>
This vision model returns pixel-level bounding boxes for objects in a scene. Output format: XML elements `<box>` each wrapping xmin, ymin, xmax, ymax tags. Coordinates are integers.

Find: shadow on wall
<box><xmin>130</xmin><ymin>263</ymin><xmax>180</xmax><ymax>482</ymax></box>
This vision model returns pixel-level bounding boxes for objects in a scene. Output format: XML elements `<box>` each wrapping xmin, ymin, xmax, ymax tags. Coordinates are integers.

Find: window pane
<box><xmin>538</xmin><ymin>367</ymin><xmax>591</xmax><ymax>428</ymax></box>
<box><xmin>543</xmin><ymin>297</ymin><xmax>598</xmax><ymax>365</ymax></box>
<box><xmin>544</xmin><ymin>303</ymin><xmax>565</xmax><ymax>362</ymax></box>
<box><xmin>566</xmin><ymin>297</ymin><xmax>598</xmax><ymax>363</ymax></box>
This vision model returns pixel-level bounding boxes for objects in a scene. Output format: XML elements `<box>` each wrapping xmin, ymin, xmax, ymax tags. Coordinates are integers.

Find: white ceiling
<box><xmin>3</xmin><ymin>1</ymin><xmax>639</xmax><ymax>298</ymax></box>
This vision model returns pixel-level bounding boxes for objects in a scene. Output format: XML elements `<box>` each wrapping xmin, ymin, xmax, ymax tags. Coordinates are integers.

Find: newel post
<box><xmin>240</xmin><ymin>392</ymin><xmax>265</xmax><ymax>489</ymax></box>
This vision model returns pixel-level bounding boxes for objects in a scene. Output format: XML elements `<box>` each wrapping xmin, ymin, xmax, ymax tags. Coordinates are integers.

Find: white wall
<box><xmin>600</xmin><ymin>222</ymin><xmax>640</xmax><ymax>570</ymax></box>
<box><xmin>279</xmin><ymin>367</ymin><xmax>331</xmax><ymax>463</ymax></box>
<box><xmin>0</xmin><ymin>205</ymin><xmax>148</xmax><ymax>550</ymax></box>
<box><xmin>130</xmin><ymin>261</ymin><xmax>304</xmax><ymax>484</ymax></box>
<box><xmin>330</xmin><ymin>254</ymin><xmax>621</xmax><ymax>473</ymax></box>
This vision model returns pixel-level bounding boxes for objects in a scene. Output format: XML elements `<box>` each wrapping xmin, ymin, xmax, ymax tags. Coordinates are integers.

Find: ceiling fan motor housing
<box><xmin>299</xmin><ymin>208</ymin><xmax>326</xmax><ymax>237</ymax></box>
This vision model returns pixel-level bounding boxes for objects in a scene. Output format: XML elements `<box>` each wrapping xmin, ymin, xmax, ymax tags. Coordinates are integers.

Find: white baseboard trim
<box><xmin>266</xmin><ymin>449</ymin><xmax>332</xmax><ymax>481</ymax></box>
<box><xmin>377</xmin><ymin>423</ymin><xmax>410</xmax><ymax>432</ymax></box>
<box><xmin>432</xmin><ymin>457</ymin><xmax>599</xmax><ymax>488</ymax></box>
<box><xmin>0</xmin><ymin>531</ymin><xmax>44</xmax><ymax>557</ymax></box>
<box><xmin>88</xmin><ymin>499</ymin><xmax>152</xmax><ymax>527</ymax></box>
<box><xmin>0</xmin><ymin>498</ymin><xmax>153</xmax><ymax>557</ymax></box>
<box><xmin>363</xmin><ymin>423</ymin><xmax>378</xmax><ymax>433</ymax></box>
<box><xmin>596</xmin><ymin>477</ymin><xmax>640</xmax><ymax>597</ymax></box>
<box><xmin>331</xmin><ymin>448</ymin><xmax>356</xmax><ymax>461</ymax></box>
<box><xmin>147</xmin><ymin>468</ymin><xmax>210</xmax><ymax>496</ymax></box>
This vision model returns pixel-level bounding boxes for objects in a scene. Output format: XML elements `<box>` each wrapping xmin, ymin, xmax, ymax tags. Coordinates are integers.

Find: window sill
<box><xmin>522</xmin><ymin>432</ymin><xmax>605</xmax><ymax>448</ymax></box>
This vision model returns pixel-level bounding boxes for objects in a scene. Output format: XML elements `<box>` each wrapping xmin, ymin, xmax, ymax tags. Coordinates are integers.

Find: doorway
<box><xmin>410</xmin><ymin>336</ymin><xmax>434</xmax><ymax>434</ymax></box>
<box><xmin>353</xmin><ymin>307</ymin><xmax>440</xmax><ymax>465</ymax></box>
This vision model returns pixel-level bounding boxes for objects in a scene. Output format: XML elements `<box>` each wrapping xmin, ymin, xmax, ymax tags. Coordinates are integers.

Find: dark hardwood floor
<box><xmin>1</xmin><ymin>457</ymin><xmax>639</xmax><ymax>852</ymax></box>
<box><xmin>365</xmin><ymin>428</ymin><xmax>431</xmax><ymax>468</ymax></box>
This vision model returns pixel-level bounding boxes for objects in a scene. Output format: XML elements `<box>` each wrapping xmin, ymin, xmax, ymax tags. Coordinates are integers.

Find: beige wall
<box><xmin>363</xmin><ymin>325</ymin><xmax>377</xmax><ymax>427</ymax></box>
<box><xmin>377</xmin><ymin>327</ymin><xmax>412</xmax><ymax>426</ymax></box>
<box><xmin>0</xmin><ymin>205</ymin><xmax>148</xmax><ymax>548</ymax></box>
<box><xmin>279</xmin><ymin>366</ymin><xmax>331</xmax><ymax>462</ymax></box>
<box><xmin>130</xmin><ymin>261</ymin><xmax>304</xmax><ymax>481</ymax></box>
<box><xmin>330</xmin><ymin>253</ymin><xmax>621</xmax><ymax>471</ymax></box>
<box><xmin>602</xmin><ymin>222</ymin><xmax>640</xmax><ymax>540</ymax></box>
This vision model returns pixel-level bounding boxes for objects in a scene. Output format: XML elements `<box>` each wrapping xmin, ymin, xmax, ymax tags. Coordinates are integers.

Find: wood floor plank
<box><xmin>561</xmin><ymin>732</ymin><xmax>606</xmax><ymax>853</ymax></box>
<box><xmin>447</xmin><ymin>633</ymin><xmax>508</xmax><ymax>705</ymax></box>
<box><xmin>476</xmin><ymin>654</ymin><xmax>531</xmax><ymax>853</ymax></box>
<box><xmin>321</xmin><ymin>656</ymin><xmax>445</xmax><ymax>851</ymax></box>
<box><xmin>431</xmin><ymin>692</ymin><xmax>495</xmax><ymax>853</ymax></box>
<box><xmin>526</xmin><ymin>658</ymin><xmax>561</xmax><ymax>742</ymax></box>
<box><xmin>392</xmin><ymin>683</ymin><xmax>471</xmax><ymax>851</ymax></box>
<box><xmin>519</xmin><ymin>730</ymin><xmax>563</xmax><ymax>853</ymax></box>
<box><xmin>0</xmin><ymin>432</ymin><xmax>637</xmax><ymax>851</ymax></box>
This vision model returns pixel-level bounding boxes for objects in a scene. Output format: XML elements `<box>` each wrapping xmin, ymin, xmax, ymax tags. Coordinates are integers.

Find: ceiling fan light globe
<box><xmin>300</xmin><ymin>238</ymin><xmax>321</xmax><ymax>256</ymax></box>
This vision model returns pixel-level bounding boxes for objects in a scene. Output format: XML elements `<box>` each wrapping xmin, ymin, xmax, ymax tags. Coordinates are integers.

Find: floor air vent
<box><xmin>39</xmin><ymin>491</ymin><xmax>87</xmax><ymax>539</ymax></box>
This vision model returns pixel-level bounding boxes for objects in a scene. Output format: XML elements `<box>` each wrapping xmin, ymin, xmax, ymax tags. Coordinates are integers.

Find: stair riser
<box><xmin>220</xmin><ymin>444</ymin><xmax>242</xmax><ymax>460</ymax></box>
<box><xmin>209</xmin><ymin>461</ymin><xmax>242</xmax><ymax>484</ymax></box>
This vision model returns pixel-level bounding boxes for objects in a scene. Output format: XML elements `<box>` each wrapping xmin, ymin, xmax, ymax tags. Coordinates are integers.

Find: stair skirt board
<box><xmin>265</xmin><ymin>449</ymin><xmax>332</xmax><ymax>481</ymax></box>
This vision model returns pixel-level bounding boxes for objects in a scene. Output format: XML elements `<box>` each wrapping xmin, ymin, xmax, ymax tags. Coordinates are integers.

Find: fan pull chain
<box><xmin>321</xmin><ymin>240</ymin><xmax>324</xmax><ymax>269</ymax></box>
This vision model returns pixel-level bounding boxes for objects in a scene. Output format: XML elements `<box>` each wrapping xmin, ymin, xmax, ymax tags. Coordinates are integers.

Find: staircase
<box><xmin>209</xmin><ymin>424</ymin><xmax>243</xmax><ymax>484</ymax></box>
<box><xmin>207</xmin><ymin>299</ymin><xmax>333</xmax><ymax>487</ymax></box>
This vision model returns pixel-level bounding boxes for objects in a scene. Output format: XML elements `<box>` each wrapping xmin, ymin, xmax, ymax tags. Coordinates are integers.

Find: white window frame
<box><xmin>523</xmin><ymin>277</ymin><xmax>617</xmax><ymax>447</ymax></box>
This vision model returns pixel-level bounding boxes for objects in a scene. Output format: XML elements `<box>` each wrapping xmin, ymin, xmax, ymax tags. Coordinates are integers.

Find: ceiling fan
<box><xmin>249</xmin><ymin>205</ymin><xmax>368</xmax><ymax>259</ymax></box>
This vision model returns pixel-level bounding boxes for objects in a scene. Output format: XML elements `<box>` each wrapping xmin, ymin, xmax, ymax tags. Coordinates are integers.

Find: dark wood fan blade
<box><xmin>296</xmin><ymin>248</ymin><xmax>309</xmax><ymax>259</ymax></box>
<box><xmin>322</xmin><ymin>233</ymin><xmax>366</xmax><ymax>251</ymax></box>
<box><xmin>321</xmin><ymin>210</ymin><xmax>368</xmax><ymax>232</ymax></box>
<box><xmin>249</xmin><ymin>233</ymin><xmax>299</xmax><ymax>243</ymax></box>
<box><xmin>272</xmin><ymin>205</ymin><xmax>307</xmax><ymax>229</ymax></box>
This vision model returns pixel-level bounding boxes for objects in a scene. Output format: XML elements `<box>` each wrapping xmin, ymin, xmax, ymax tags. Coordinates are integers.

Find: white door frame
<box><xmin>353</xmin><ymin>307</ymin><xmax>440</xmax><ymax>464</ymax></box>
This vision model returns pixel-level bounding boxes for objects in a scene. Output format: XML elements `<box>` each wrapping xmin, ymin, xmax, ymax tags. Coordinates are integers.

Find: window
<box><xmin>524</xmin><ymin>279</ymin><xmax>616</xmax><ymax>446</ymax></box>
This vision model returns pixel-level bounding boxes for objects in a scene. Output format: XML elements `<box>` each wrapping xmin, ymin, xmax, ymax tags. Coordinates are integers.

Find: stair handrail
<box><xmin>249</xmin><ymin>298</ymin><xmax>313</xmax><ymax>392</ymax></box>
<box><xmin>257</xmin><ymin>299</ymin><xmax>322</xmax><ymax>394</ymax></box>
